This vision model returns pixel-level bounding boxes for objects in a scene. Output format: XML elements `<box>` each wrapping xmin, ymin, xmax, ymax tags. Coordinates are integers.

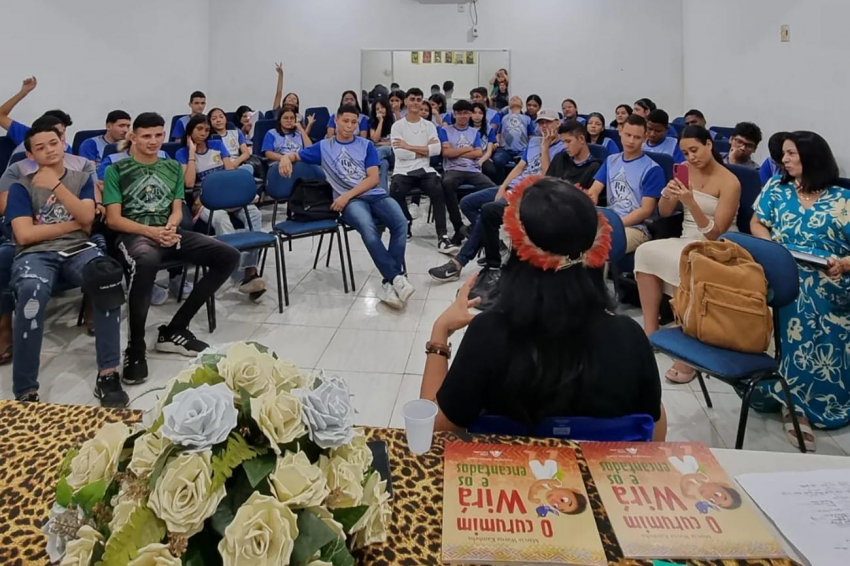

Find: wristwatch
<box><xmin>425</xmin><ymin>341</ymin><xmax>451</xmax><ymax>360</ymax></box>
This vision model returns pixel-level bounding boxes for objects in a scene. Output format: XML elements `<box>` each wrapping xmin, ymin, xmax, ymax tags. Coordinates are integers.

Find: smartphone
<box><xmin>57</xmin><ymin>241</ymin><xmax>97</xmax><ymax>258</ymax></box>
<box><xmin>673</xmin><ymin>163</ymin><xmax>690</xmax><ymax>187</ymax></box>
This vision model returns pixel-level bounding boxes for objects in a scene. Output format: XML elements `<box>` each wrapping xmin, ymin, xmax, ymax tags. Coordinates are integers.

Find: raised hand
<box><xmin>275</xmin><ymin>62</ymin><xmax>284</xmax><ymax>76</ymax></box>
<box><xmin>21</xmin><ymin>76</ymin><xmax>37</xmax><ymax>94</ymax></box>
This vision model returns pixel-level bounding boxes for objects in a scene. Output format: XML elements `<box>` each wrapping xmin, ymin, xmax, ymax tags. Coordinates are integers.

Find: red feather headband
<box><xmin>502</xmin><ymin>175</ymin><xmax>612</xmax><ymax>271</ymax></box>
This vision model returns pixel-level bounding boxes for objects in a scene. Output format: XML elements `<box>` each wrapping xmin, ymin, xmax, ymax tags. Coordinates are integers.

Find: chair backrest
<box><xmin>102</xmin><ymin>142</ymin><xmax>120</xmax><ymax>160</ymax></box>
<box><xmin>264</xmin><ymin>109</ymin><xmax>276</xmax><ymax>120</ymax></box>
<box><xmin>835</xmin><ymin>177</ymin><xmax>850</xmax><ymax>190</ymax></box>
<box><xmin>670</xmin><ymin>122</ymin><xmax>685</xmax><ymax>137</ymax></box>
<box><xmin>169</xmin><ymin>114</ymin><xmax>188</xmax><ymax>137</ymax></box>
<box><xmin>224</xmin><ymin>111</ymin><xmax>238</xmax><ymax>124</ymax></box>
<box><xmin>713</xmin><ymin>139</ymin><xmax>731</xmax><ymax>155</ymax></box>
<box><xmin>710</xmin><ymin>126</ymin><xmax>735</xmax><ymax>140</ymax></box>
<box><xmin>587</xmin><ymin>143</ymin><xmax>609</xmax><ymax>162</ymax></box>
<box><xmin>604</xmin><ymin>127</ymin><xmax>622</xmax><ymax>150</ymax></box>
<box><xmin>598</xmin><ymin>207</ymin><xmax>627</xmax><ymax>262</ymax></box>
<box><xmin>160</xmin><ymin>142</ymin><xmax>182</xmax><ymax>159</ymax></box>
<box><xmin>645</xmin><ymin>151</ymin><xmax>674</xmax><ymax>182</ymax></box>
<box><xmin>251</xmin><ymin>119</ymin><xmax>277</xmax><ymax>155</ymax></box>
<box><xmin>71</xmin><ymin>129</ymin><xmax>106</xmax><ymax>155</ymax></box>
<box><xmin>305</xmin><ymin>107</ymin><xmax>331</xmax><ymax>143</ymax></box>
<box><xmin>8</xmin><ymin>152</ymin><xmax>27</xmax><ymax>167</ymax></box>
<box><xmin>469</xmin><ymin>414</ymin><xmax>655</xmax><ymax>442</ymax></box>
<box><xmin>726</xmin><ymin>164</ymin><xmax>762</xmax><ymax>234</ymax></box>
<box><xmin>721</xmin><ymin>232</ymin><xmax>799</xmax><ymax>308</ymax></box>
<box><xmin>671</xmin><ymin>116</ymin><xmax>686</xmax><ymax>126</ymax></box>
<box><xmin>201</xmin><ymin>168</ymin><xmax>258</xmax><ymax>211</ymax></box>
<box><xmin>265</xmin><ymin>162</ymin><xmax>326</xmax><ymax>201</ymax></box>
<box><xmin>0</xmin><ymin>136</ymin><xmax>15</xmax><ymax>176</ymax></box>
<box><xmin>577</xmin><ymin>113</ymin><xmax>589</xmax><ymax>122</ymax></box>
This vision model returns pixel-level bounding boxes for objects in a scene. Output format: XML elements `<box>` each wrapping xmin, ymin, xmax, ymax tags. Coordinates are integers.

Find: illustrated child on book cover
<box><xmin>527</xmin><ymin>450</ymin><xmax>588</xmax><ymax>518</ymax></box>
<box><xmin>663</xmin><ymin>445</ymin><xmax>742</xmax><ymax>514</ymax></box>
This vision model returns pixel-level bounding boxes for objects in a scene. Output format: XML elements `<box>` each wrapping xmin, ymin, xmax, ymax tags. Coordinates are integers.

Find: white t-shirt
<box><xmin>390</xmin><ymin>118</ymin><xmax>441</xmax><ymax>176</ymax></box>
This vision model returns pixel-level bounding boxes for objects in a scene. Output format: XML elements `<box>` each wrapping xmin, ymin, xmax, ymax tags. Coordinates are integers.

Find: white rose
<box><xmin>269</xmin><ymin>451</ymin><xmax>329</xmax><ymax>508</ymax></box>
<box><xmin>148</xmin><ymin>451</ymin><xmax>226</xmax><ymax>536</ymax></box>
<box><xmin>273</xmin><ymin>358</ymin><xmax>311</xmax><ymax>392</ymax></box>
<box><xmin>350</xmin><ymin>472</ymin><xmax>391</xmax><ymax>548</ymax></box>
<box><xmin>250</xmin><ymin>389</ymin><xmax>307</xmax><ymax>453</ymax></box>
<box><xmin>108</xmin><ymin>491</ymin><xmax>141</xmax><ymax>535</ymax></box>
<box><xmin>160</xmin><ymin>383</ymin><xmax>237</xmax><ymax>452</ymax></box>
<box><xmin>330</xmin><ymin>428</ymin><xmax>373</xmax><ymax>473</ymax></box>
<box><xmin>218</xmin><ymin>492</ymin><xmax>299</xmax><ymax>566</ymax></box>
<box><xmin>43</xmin><ymin>504</ymin><xmax>90</xmax><ymax>563</ymax></box>
<box><xmin>298</xmin><ymin>375</ymin><xmax>355</xmax><ymax>449</ymax></box>
<box><xmin>59</xmin><ymin>526</ymin><xmax>103</xmax><ymax>566</ymax></box>
<box><xmin>219</xmin><ymin>342</ymin><xmax>280</xmax><ymax>397</ymax></box>
<box><xmin>128</xmin><ymin>431</ymin><xmax>171</xmax><ymax>477</ymax></box>
<box><xmin>65</xmin><ymin>422</ymin><xmax>130</xmax><ymax>490</ymax></box>
<box><xmin>144</xmin><ymin>366</ymin><xmax>201</xmax><ymax>428</ymax></box>
<box><xmin>128</xmin><ymin>543</ymin><xmax>182</xmax><ymax>566</ymax></box>
<box><xmin>319</xmin><ymin>455</ymin><xmax>365</xmax><ymax>509</ymax></box>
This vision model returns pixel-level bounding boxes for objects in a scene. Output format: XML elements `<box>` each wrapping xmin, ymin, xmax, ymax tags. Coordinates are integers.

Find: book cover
<box><xmin>442</xmin><ymin>442</ymin><xmax>607</xmax><ymax>566</ymax></box>
<box><xmin>582</xmin><ymin>442</ymin><xmax>785</xmax><ymax>560</ymax></box>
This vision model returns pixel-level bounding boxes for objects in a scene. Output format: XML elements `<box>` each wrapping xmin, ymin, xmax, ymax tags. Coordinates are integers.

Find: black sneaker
<box><xmin>450</xmin><ymin>231</ymin><xmax>464</xmax><ymax>247</ymax></box>
<box><xmin>16</xmin><ymin>391</ymin><xmax>40</xmax><ymax>403</ymax></box>
<box><xmin>156</xmin><ymin>325</ymin><xmax>208</xmax><ymax>357</ymax></box>
<box><xmin>407</xmin><ymin>223</ymin><xmax>413</xmax><ymax>241</ymax></box>
<box><xmin>123</xmin><ymin>349</ymin><xmax>149</xmax><ymax>385</ymax></box>
<box><xmin>459</xmin><ymin>224</ymin><xmax>471</xmax><ymax>241</ymax></box>
<box><xmin>437</xmin><ymin>236</ymin><xmax>460</xmax><ymax>255</ymax></box>
<box><xmin>94</xmin><ymin>371</ymin><xmax>129</xmax><ymax>408</ymax></box>
<box><xmin>429</xmin><ymin>260</ymin><xmax>462</xmax><ymax>282</ymax></box>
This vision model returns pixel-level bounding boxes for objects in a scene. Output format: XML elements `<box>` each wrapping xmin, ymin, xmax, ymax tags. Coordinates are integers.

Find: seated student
<box><xmin>421</xmin><ymin>178</ymin><xmax>666</xmax><ymax>438</ymax></box>
<box><xmin>388</xmin><ymin>90</ymin><xmax>406</xmax><ymax>122</ymax></box>
<box><xmin>546</xmin><ymin>120</ymin><xmax>603</xmax><ymax>189</ymax></box>
<box><xmin>683</xmin><ymin>109</ymin><xmax>718</xmax><ymax>139</ymax></box>
<box><xmin>632</xmin><ymin>97</ymin><xmax>656</xmax><ymax>118</ymax></box>
<box><xmin>429</xmin><ymin>109</ymin><xmax>564</xmax><ymax>282</ymax></box>
<box><xmin>208</xmin><ymin>108</ymin><xmax>251</xmax><ymax>165</ymax></box>
<box><xmin>271</xmin><ymin>63</ymin><xmax>315</xmax><ymax>139</ymax></box>
<box><xmin>78</xmin><ymin>110</ymin><xmax>132</xmax><ymax>166</ymax></box>
<box><xmin>759</xmin><ymin>131</ymin><xmax>790</xmax><ymax>185</ymax></box>
<box><xmin>277</xmin><ymin>105</ymin><xmax>414</xmax><ymax>310</ymax></box>
<box><xmin>471</xmin><ymin>102</ymin><xmax>499</xmax><ymax>183</ymax></box>
<box><xmin>428</xmin><ymin>94</ymin><xmax>449</xmax><ymax>127</ymax></box>
<box><xmin>644</xmin><ymin>109</ymin><xmax>686</xmax><ymax>163</ymax></box>
<box><xmin>468</xmin><ymin>87</ymin><xmax>502</xmax><ymax>133</ymax></box>
<box><xmin>326</xmin><ymin>91</ymin><xmax>369</xmax><ymax>138</ymax></box>
<box><xmin>635</xmin><ymin>125</ymin><xmax>741</xmax><ymax>384</ymax></box>
<box><xmin>525</xmin><ymin>94</ymin><xmax>542</xmax><ymax>124</ymax></box>
<box><xmin>6</xmin><ymin>122</ymin><xmax>128</xmax><ymax>407</ymax></box>
<box><xmin>587</xmin><ymin>114</ymin><xmax>665</xmax><ymax>252</ymax></box>
<box><xmin>443</xmin><ymin>80</ymin><xmax>455</xmax><ymax>107</ymax></box>
<box><xmin>390</xmin><ymin>82</ymin><xmax>400</xmax><ymax>91</ymax></box>
<box><xmin>104</xmin><ymin>112</ymin><xmax>240</xmax><ymax>381</ymax></box>
<box><xmin>263</xmin><ymin>105</ymin><xmax>313</xmax><ymax>163</ymax></box>
<box><xmin>369</xmin><ymin>98</ymin><xmax>394</xmax><ymax>191</ymax></box>
<box><xmin>560</xmin><ymin>98</ymin><xmax>586</xmax><ymax>124</ymax></box>
<box><xmin>611</xmin><ymin>104</ymin><xmax>633</xmax><ymax>130</ymax></box>
<box><xmin>0</xmin><ymin>78</ymin><xmax>69</xmax><ymax>152</ymax></box>
<box><xmin>170</xmin><ymin>91</ymin><xmax>206</xmax><ymax>141</ymax></box>
<box><xmin>585</xmin><ymin>112</ymin><xmax>619</xmax><ymax>155</ymax></box>
<box><xmin>430</xmin><ymin>84</ymin><xmax>441</xmax><ymax>96</ymax></box>
<box><xmin>235</xmin><ymin>105</ymin><xmax>255</xmax><ymax>143</ymax></box>
<box><xmin>500</xmin><ymin>96</ymin><xmax>536</xmax><ymax>160</ymax></box>
<box><xmin>723</xmin><ymin>121</ymin><xmax>763</xmax><ymax>169</ymax></box>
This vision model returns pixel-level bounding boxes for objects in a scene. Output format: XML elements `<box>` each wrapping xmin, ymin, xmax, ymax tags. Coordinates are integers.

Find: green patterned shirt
<box><xmin>102</xmin><ymin>157</ymin><xmax>184</xmax><ymax>226</ymax></box>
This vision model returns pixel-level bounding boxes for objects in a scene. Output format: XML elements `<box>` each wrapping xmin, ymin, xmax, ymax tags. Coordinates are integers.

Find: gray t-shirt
<box><xmin>0</xmin><ymin>154</ymin><xmax>96</xmax><ymax>195</ymax></box>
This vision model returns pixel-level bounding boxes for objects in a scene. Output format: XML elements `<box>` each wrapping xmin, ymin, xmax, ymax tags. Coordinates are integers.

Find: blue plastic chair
<box><xmin>224</xmin><ymin>111</ymin><xmax>238</xmax><ymax>124</ymax></box>
<box><xmin>836</xmin><ymin>177</ymin><xmax>850</xmax><ymax>190</ymax></box>
<box><xmin>671</xmin><ymin>122</ymin><xmax>685</xmax><ymax>137</ymax></box>
<box><xmin>169</xmin><ymin>114</ymin><xmax>188</xmax><ymax>140</ymax></box>
<box><xmin>0</xmin><ymin>136</ymin><xmax>15</xmax><ymax>175</ymax></box>
<box><xmin>650</xmin><ymin>232</ymin><xmax>807</xmax><ymax>452</ymax></box>
<box><xmin>597</xmin><ymin>207</ymin><xmax>626</xmax><ymax>263</ymax></box>
<box><xmin>8</xmin><ymin>152</ymin><xmax>27</xmax><ymax>167</ymax></box>
<box><xmin>710</xmin><ymin>126</ymin><xmax>735</xmax><ymax>140</ymax></box>
<box><xmin>160</xmin><ymin>142</ymin><xmax>182</xmax><ymax>159</ymax></box>
<box><xmin>266</xmin><ymin>163</ymin><xmax>350</xmax><ymax>306</ymax></box>
<box><xmin>71</xmin><ymin>129</ymin><xmax>106</xmax><ymax>156</ymax></box>
<box><xmin>469</xmin><ymin>414</ymin><xmax>655</xmax><ymax>442</ymax></box>
<box><xmin>727</xmin><ymin>164</ymin><xmax>762</xmax><ymax>234</ymax></box>
<box><xmin>264</xmin><ymin>110</ymin><xmax>276</xmax><ymax>120</ymax></box>
<box><xmin>604</xmin><ymin>128</ymin><xmax>622</xmax><ymax>151</ymax></box>
<box><xmin>713</xmin><ymin>139</ymin><xmax>731</xmax><ymax>155</ymax></box>
<box><xmin>588</xmin><ymin>143</ymin><xmax>609</xmax><ymax>162</ymax></box>
<box><xmin>304</xmin><ymin>107</ymin><xmax>330</xmax><ymax>143</ymax></box>
<box><xmin>251</xmin><ymin>119</ymin><xmax>276</xmax><ymax>155</ymax></box>
<box><xmin>645</xmin><ymin>151</ymin><xmax>674</xmax><ymax>182</ymax></box>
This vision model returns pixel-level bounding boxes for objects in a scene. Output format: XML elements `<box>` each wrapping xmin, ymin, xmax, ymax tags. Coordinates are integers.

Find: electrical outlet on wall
<box><xmin>781</xmin><ymin>24</ymin><xmax>790</xmax><ymax>42</ymax></box>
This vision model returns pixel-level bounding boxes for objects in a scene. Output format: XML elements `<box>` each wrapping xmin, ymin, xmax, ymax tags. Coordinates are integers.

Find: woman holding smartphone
<box><xmin>634</xmin><ymin>125</ymin><xmax>741</xmax><ymax>384</ymax></box>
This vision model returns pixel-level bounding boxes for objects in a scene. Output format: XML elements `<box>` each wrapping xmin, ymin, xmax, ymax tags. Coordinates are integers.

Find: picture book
<box><xmin>582</xmin><ymin>442</ymin><xmax>785</xmax><ymax>560</ymax></box>
<box><xmin>442</xmin><ymin>442</ymin><xmax>606</xmax><ymax>565</ymax></box>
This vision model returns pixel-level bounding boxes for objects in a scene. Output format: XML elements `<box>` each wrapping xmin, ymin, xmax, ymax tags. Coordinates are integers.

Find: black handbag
<box><xmin>288</xmin><ymin>179</ymin><xmax>339</xmax><ymax>222</ymax></box>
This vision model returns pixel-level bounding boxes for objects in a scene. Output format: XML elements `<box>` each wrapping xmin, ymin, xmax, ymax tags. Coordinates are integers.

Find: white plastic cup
<box><xmin>403</xmin><ymin>399</ymin><xmax>438</xmax><ymax>455</ymax></box>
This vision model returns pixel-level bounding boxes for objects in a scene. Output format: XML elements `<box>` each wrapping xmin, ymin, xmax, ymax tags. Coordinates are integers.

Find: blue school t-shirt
<box><xmin>509</xmin><ymin>137</ymin><xmax>565</xmax><ymax>188</ymax></box>
<box><xmin>438</xmin><ymin>125</ymin><xmax>482</xmax><ymax>173</ymax></box>
<box><xmin>593</xmin><ymin>153</ymin><xmax>665</xmax><ymax>233</ymax></box>
<box><xmin>597</xmin><ymin>137</ymin><xmax>619</xmax><ymax>156</ymax></box>
<box><xmin>327</xmin><ymin>114</ymin><xmax>370</xmax><ymax>134</ymax></box>
<box><xmin>78</xmin><ymin>135</ymin><xmax>110</xmax><ymax>165</ymax></box>
<box><xmin>7</xmin><ymin>119</ymin><xmax>72</xmax><ymax>158</ymax></box>
<box><xmin>500</xmin><ymin>113</ymin><xmax>535</xmax><ymax>153</ymax></box>
<box><xmin>176</xmin><ymin>139</ymin><xmax>230</xmax><ymax>188</ymax></box>
<box><xmin>643</xmin><ymin>137</ymin><xmax>685</xmax><ymax>164</ymax></box>
<box><xmin>298</xmin><ymin>137</ymin><xmax>382</xmax><ymax>198</ymax></box>
<box><xmin>97</xmin><ymin>149</ymin><xmax>169</xmax><ymax>180</ymax></box>
<box><xmin>759</xmin><ymin>158</ymin><xmax>779</xmax><ymax>186</ymax></box>
<box><xmin>171</xmin><ymin>115</ymin><xmax>190</xmax><ymax>140</ymax></box>
<box><xmin>262</xmin><ymin>130</ymin><xmax>305</xmax><ymax>154</ymax></box>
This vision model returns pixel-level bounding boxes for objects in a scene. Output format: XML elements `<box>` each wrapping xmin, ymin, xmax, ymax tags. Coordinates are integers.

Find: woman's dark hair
<box><xmin>207</xmin><ymin>107</ymin><xmax>228</xmax><ymax>132</ymax></box>
<box><xmin>420</xmin><ymin>99</ymin><xmax>434</xmax><ymax>122</ymax></box>
<box><xmin>634</xmin><ymin>98</ymin><xmax>656</xmax><ymax>113</ymax></box>
<box><xmin>429</xmin><ymin>93</ymin><xmax>447</xmax><ymax>114</ymax></box>
<box><xmin>389</xmin><ymin>90</ymin><xmax>406</xmax><ymax>109</ymax></box>
<box><xmin>282</xmin><ymin>92</ymin><xmax>300</xmax><ymax>113</ymax></box>
<box><xmin>496</xmin><ymin>178</ymin><xmax>613</xmax><ymax>424</ymax></box>
<box><xmin>361</xmin><ymin>90</ymin><xmax>370</xmax><ymax>120</ymax></box>
<box><xmin>611</xmin><ymin>104</ymin><xmax>633</xmax><ymax>127</ymax></box>
<box><xmin>781</xmin><ymin>131</ymin><xmax>839</xmax><ymax>194</ymax></box>
<box><xmin>680</xmin><ymin>125</ymin><xmax>724</xmax><ymax>165</ymax></box>
<box><xmin>235</xmin><ymin>105</ymin><xmax>253</xmax><ymax>129</ymax></box>
<box><xmin>768</xmin><ymin>131</ymin><xmax>790</xmax><ymax>163</ymax></box>
<box><xmin>470</xmin><ymin>102</ymin><xmax>489</xmax><ymax>140</ymax></box>
<box><xmin>275</xmin><ymin>105</ymin><xmax>299</xmax><ymax>135</ymax></box>
<box><xmin>526</xmin><ymin>94</ymin><xmax>542</xmax><ymax>108</ymax></box>
<box><xmin>586</xmin><ymin>112</ymin><xmax>608</xmax><ymax>145</ymax></box>
<box><xmin>339</xmin><ymin>90</ymin><xmax>362</xmax><ymax>115</ymax></box>
<box><xmin>369</xmin><ymin>98</ymin><xmax>394</xmax><ymax>138</ymax></box>
<box><xmin>42</xmin><ymin>109</ymin><xmax>72</xmax><ymax>127</ymax></box>
<box><xmin>181</xmin><ymin>114</ymin><xmax>210</xmax><ymax>147</ymax></box>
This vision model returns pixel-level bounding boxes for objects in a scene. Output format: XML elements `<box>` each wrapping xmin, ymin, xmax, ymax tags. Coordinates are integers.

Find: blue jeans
<box><xmin>456</xmin><ymin>187</ymin><xmax>499</xmax><ymax>266</ymax></box>
<box><xmin>376</xmin><ymin>145</ymin><xmax>394</xmax><ymax>191</ymax></box>
<box><xmin>11</xmin><ymin>247</ymin><xmax>121</xmax><ymax>397</ymax></box>
<box><xmin>0</xmin><ymin>240</ymin><xmax>15</xmax><ymax>316</ymax></box>
<box><xmin>341</xmin><ymin>193</ymin><xmax>407</xmax><ymax>282</ymax></box>
<box><xmin>492</xmin><ymin>148</ymin><xmax>512</xmax><ymax>183</ymax></box>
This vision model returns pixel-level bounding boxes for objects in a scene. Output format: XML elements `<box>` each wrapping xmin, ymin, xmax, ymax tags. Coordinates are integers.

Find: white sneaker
<box><xmin>409</xmin><ymin>203</ymin><xmax>421</xmax><ymax>220</ymax></box>
<box><xmin>392</xmin><ymin>275</ymin><xmax>416</xmax><ymax>303</ymax></box>
<box><xmin>378</xmin><ymin>282</ymin><xmax>404</xmax><ymax>310</ymax></box>
<box><xmin>437</xmin><ymin>236</ymin><xmax>460</xmax><ymax>255</ymax></box>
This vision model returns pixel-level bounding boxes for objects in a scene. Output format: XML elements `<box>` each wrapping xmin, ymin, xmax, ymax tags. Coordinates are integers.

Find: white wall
<box><xmin>682</xmin><ymin>0</ymin><xmax>850</xmax><ymax>169</ymax></box>
<box><xmin>208</xmin><ymin>0</ymin><xmax>684</xmax><ymax>120</ymax></box>
<box><xmin>0</xmin><ymin>0</ymin><xmax>209</xmax><ymax>137</ymax></box>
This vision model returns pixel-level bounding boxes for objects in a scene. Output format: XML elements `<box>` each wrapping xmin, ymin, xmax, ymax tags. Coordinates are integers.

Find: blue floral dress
<box><xmin>754</xmin><ymin>177</ymin><xmax>850</xmax><ymax>429</ymax></box>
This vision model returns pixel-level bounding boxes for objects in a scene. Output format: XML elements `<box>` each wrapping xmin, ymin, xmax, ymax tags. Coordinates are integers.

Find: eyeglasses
<box><xmin>731</xmin><ymin>136</ymin><xmax>756</xmax><ymax>151</ymax></box>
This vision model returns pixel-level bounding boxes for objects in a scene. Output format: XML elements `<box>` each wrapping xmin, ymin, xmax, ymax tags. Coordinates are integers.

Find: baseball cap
<box><xmin>83</xmin><ymin>256</ymin><xmax>125</xmax><ymax>312</ymax></box>
<box><xmin>535</xmin><ymin>108</ymin><xmax>560</xmax><ymax>123</ymax></box>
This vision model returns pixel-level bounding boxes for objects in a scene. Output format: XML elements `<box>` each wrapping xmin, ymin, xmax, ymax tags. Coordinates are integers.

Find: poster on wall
<box><xmin>454</xmin><ymin>51</ymin><xmax>464</xmax><ymax>64</ymax></box>
<box><xmin>411</xmin><ymin>51</ymin><xmax>420</xmax><ymax>64</ymax></box>
<box><xmin>423</xmin><ymin>51</ymin><xmax>432</xmax><ymax>64</ymax></box>
<box><xmin>465</xmin><ymin>51</ymin><xmax>475</xmax><ymax>64</ymax></box>
<box><xmin>444</xmin><ymin>51</ymin><xmax>453</xmax><ymax>64</ymax></box>
<box><xmin>434</xmin><ymin>51</ymin><xmax>442</xmax><ymax>64</ymax></box>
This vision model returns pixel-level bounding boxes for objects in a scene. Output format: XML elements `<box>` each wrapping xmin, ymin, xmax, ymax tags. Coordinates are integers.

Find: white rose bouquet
<box><xmin>45</xmin><ymin>342</ymin><xmax>390</xmax><ymax>566</ymax></box>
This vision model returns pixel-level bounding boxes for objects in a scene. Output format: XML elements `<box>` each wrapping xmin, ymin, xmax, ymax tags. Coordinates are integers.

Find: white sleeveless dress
<box><xmin>634</xmin><ymin>191</ymin><xmax>736</xmax><ymax>290</ymax></box>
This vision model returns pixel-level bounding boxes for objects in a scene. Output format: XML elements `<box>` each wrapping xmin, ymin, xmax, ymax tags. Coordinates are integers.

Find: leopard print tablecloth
<box><xmin>0</xmin><ymin>400</ymin><xmax>798</xmax><ymax>566</ymax></box>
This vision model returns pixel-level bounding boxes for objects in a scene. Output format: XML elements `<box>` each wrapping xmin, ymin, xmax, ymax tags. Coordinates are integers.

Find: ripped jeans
<box><xmin>10</xmin><ymin>247</ymin><xmax>121</xmax><ymax>398</ymax></box>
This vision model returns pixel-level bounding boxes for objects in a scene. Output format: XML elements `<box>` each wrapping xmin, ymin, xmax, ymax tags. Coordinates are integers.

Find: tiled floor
<box><xmin>1</xmin><ymin>207</ymin><xmax>847</xmax><ymax>456</ymax></box>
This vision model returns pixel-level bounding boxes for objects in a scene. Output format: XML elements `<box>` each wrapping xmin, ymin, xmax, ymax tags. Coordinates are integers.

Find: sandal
<box><xmin>665</xmin><ymin>362</ymin><xmax>696</xmax><ymax>384</ymax></box>
<box><xmin>782</xmin><ymin>408</ymin><xmax>816</xmax><ymax>452</ymax></box>
<box><xmin>0</xmin><ymin>344</ymin><xmax>11</xmax><ymax>365</ymax></box>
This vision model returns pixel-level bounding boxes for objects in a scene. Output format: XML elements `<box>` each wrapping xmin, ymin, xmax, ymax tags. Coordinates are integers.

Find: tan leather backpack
<box><xmin>670</xmin><ymin>240</ymin><xmax>773</xmax><ymax>353</ymax></box>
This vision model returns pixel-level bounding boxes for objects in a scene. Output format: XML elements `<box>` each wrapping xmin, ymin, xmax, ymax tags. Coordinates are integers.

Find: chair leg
<box><xmin>259</xmin><ymin>247</ymin><xmax>269</xmax><ymax>278</ymax></box>
<box><xmin>279</xmin><ymin>236</ymin><xmax>290</xmax><ymax>306</ymax></box>
<box><xmin>735</xmin><ymin>380</ymin><xmax>759</xmax><ymax>450</ymax></box>
<box><xmin>178</xmin><ymin>268</ymin><xmax>190</xmax><ymax>303</ymax></box>
<box><xmin>336</xmin><ymin>229</ymin><xmax>349</xmax><ymax>294</ymax></box>
<box><xmin>313</xmin><ymin>234</ymin><xmax>324</xmax><ymax>269</ymax></box>
<box><xmin>273</xmin><ymin>240</ymin><xmax>284</xmax><ymax>313</ymax></box>
<box><xmin>342</xmin><ymin>227</ymin><xmax>356</xmax><ymax>292</ymax></box>
<box><xmin>326</xmin><ymin>231</ymin><xmax>334</xmax><ymax>268</ymax></box>
<box><xmin>695</xmin><ymin>371</ymin><xmax>713</xmax><ymax>408</ymax></box>
<box><xmin>776</xmin><ymin>376</ymin><xmax>808</xmax><ymax>454</ymax></box>
<box><xmin>77</xmin><ymin>294</ymin><xmax>87</xmax><ymax>327</ymax></box>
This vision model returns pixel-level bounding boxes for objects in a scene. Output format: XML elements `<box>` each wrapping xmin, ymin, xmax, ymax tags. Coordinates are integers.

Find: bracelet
<box><xmin>51</xmin><ymin>181</ymin><xmax>62</xmax><ymax>192</ymax></box>
<box><xmin>698</xmin><ymin>218</ymin><xmax>715</xmax><ymax>235</ymax></box>
<box><xmin>188</xmin><ymin>158</ymin><xmax>196</xmax><ymax>162</ymax></box>
<box><xmin>425</xmin><ymin>341</ymin><xmax>451</xmax><ymax>360</ymax></box>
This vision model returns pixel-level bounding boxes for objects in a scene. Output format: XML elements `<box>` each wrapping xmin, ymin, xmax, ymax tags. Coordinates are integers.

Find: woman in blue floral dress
<box><xmin>751</xmin><ymin>131</ymin><xmax>850</xmax><ymax>451</ymax></box>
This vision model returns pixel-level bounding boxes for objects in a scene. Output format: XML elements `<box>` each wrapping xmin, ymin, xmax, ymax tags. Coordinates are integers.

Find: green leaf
<box><xmin>147</xmin><ymin>443</ymin><xmax>179</xmax><ymax>490</ymax></box>
<box><xmin>201</xmin><ymin>352</ymin><xmax>226</xmax><ymax>370</ymax></box>
<box><xmin>247</xmin><ymin>341</ymin><xmax>276</xmax><ymax>357</ymax></box>
<box><xmin>210</xmin><ymin>432</ymin><xmax>260</xmax><ymax>493</ymax></box>
<box><xmin>89</xmin><ymin>541</ymin><xmax>105</xmax><ymax>566</ymax></box>
<box><xmin>330</xmin><ymin>505</ymin><xmax>369</xmax><ymax>534</ymax></box>
<box><xmin>242</xmin><ymin>452</ymin><xmax>276</xmax><ymax>488</ymax></box>
<box><xmin>73</xmin><ymin>480</ymin><xmax>108</xmax><ymax>515</ymax></box>
<box><xmin>238</xmin><ymin>386</ymin><xmax>253</xmax><ymax>419</ymax></box>
<box><xmin>210</xmin><ymin>492</ymin><xmax>236</xmax><ymax>537</ymax></box>
<box><xmin>319</xmin><ymin>537</ymin><xmax>355</xmax><ymax>566</ymax></box>
<box><xmin>55</xmin><ymin>477</ymin><xmax>72</xmax><ymax>508</ymax></box>
<box><xmin>291</xmin><ymin>511</ymin><xmax>339</xmax><ymax>566</ymax></box>
<box><xmin>98</xmin><ymin>506</ymin><xmax>166</xmax><ymax>566</ymax></box>
<box><xmin>183</xmin><ymin>526</ymin><xmax>224</xmax><ymax>566</ymax></box>
<box><xmin>188</xmin><ymin>365</ymin><xmax>225</xmax><ymax>387</ymax></box>
<box><xmin>56</xmin><ymin>448</ymin><xmax>79</xmax><ymax>480</ymax></box>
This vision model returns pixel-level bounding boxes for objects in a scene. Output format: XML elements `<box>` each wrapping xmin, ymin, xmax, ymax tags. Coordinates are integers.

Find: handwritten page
<box><xmin>736</xmin><ymin>469</ymin><xmax>850</xmax><ymax>566</ymax></box>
